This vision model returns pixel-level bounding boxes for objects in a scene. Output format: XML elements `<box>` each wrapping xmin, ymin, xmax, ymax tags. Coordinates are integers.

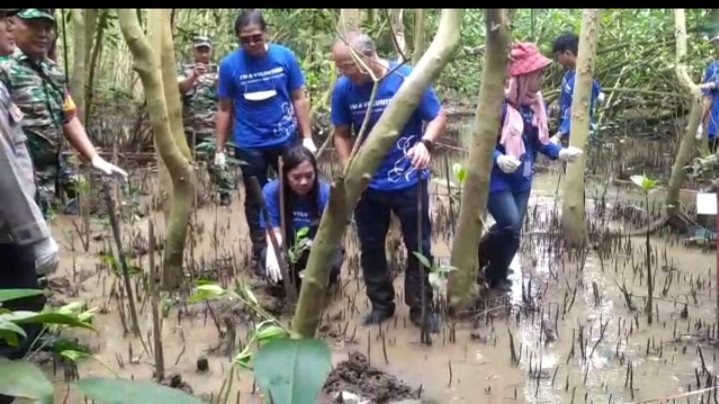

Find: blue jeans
<box><xmin>354</xmin><ymin>180</ymin><xmax>433</xmax><ymax>314</ymax></box>
<box><xmin>235</xmin><ymin>138</ymin><xmax>297</xmax><ymax>260</ymax></box>
<box><xmin>480</xmin><ymin>189</ymin><xmax>531</xmax><ymax>286</ymax></box>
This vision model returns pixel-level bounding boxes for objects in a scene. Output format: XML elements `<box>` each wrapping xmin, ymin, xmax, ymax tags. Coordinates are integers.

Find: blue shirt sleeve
<box><xmin>330</xmin><ymin>80</ymin><xmax>351</xmax><ymax>127</ymax></box>
<box><xmin>217</xmin><ymin>57</ymin><xmax>234</xmax><ymax>99</ymax></box>
<box><xmin>538</xmin><ymin>141</ymin><xmax>562</xmax><ymax>160</ymax></box>
<box><xmin>261</xmin><ymin>183</ymin><xmax>281</xmax><ymax>230</ymax></box>
<box><xmin>418</xmin><ymin>85</ymin><xmax>441</xmax><ymax>122</ymax></box>
<box><xmin>703</xmin><ymin>62</ymin><xmax>718</xmax><ymax>97</ymax></box>
<box><xmin>285</xmin><ymin>48</ymin><xmax>305</xmax><ymax>92</ymax></box>
<box><xmin>318</xmin><ymin>182</ymin><xmax>330</xmax><ymax>213</ymax></box>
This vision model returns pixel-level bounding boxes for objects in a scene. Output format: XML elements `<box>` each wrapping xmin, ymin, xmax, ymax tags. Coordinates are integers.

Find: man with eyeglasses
<box><xmin>330</xmin><ymin>32</ymin><xmax>446</xmax><ymax>332</ymax></box>
<box><xmin>178</xmin><ymin>35</ymin><xmax>233</xmax><ymax>206</ymax></box>
<box><xmin>0</xmin><ymin>9</ymin><xmax>127</xmax><ymax>219</ymax></box>
<box><xmin>0</xmin><ymin>9</ymin><xmax>59</xmax><ymax>377</ymax></box>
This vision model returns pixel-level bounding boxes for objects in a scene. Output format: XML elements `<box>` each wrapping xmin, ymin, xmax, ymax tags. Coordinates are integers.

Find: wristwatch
<box><xmin>421</xmin><ymin>138</ymin><xmax>435</xmax><ymax>153</ymax></box>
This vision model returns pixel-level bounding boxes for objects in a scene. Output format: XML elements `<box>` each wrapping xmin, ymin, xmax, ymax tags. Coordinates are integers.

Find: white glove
<box><xmin>597</xmin><ymin>92</ymin><xmax>606</xmax><ymax>104</ymax></box>
<box><xmin>496</xmin><ymin>154</ymin><xmax>521</xmax><ymax>174</ymax></box>
<box><xmin>696</xmin><ymin>125</ymin><xmax>703</xmax><ymax>140</ymax></box>
<box><xmin>549</xmin><ymin>135</ymin><xmax>561</xmax><ymax>145</ymax></box>
<box><xmin>32</xmin><ymin>237</ymin><xmax>59</xmax><ymax>276</ymax></box>
<box><xmin>302</xmin><ymin>138</ymin><xmax>317</xmax><ymax>154</ymax></box>
<box><xmin>265</xmin><ymin>234</ymin><xmax>283</xmax><ymax>283</ymax></box>
<box><xmin>214</xmin><ymin>152</ymin><xmax>226</xmax><ymax>169</ymax></box>
<box><xmin>91</xmin><ymin>155</ymin><xmax>128</xmax><ymax>179</ymax></box>
<box><xmin>558</xmin><ymin>146</ymin><xmax>583</xmax><ymax>162</ymax></box>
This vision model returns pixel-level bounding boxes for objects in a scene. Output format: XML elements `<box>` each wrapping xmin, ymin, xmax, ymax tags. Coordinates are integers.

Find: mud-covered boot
<box><xmin>409</xmin><ymin>307</ymin><xmax>439</xmax><ymax>334</ymax></box>
<box><xmin>362</xmin><ymin>307</ymin><xmax>394</xmax><ymax>326</ymax></box>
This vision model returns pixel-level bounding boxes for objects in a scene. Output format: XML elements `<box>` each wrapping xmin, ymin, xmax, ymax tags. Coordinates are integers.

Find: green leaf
<box><xmin>0</xmin><ymin>320</ymin><xmax>25</xmax><ymax>346</ymax></box>
<box><xmin>72</xmin><ymin>377</ymin><xmax>204</xmax><ymax>404</ymax></box>
<box><xmin>412</xmin><ymin>251</ymin><xmax>432</xmax><ymax>270</ymax></box>
<box><xmin>253</xmin><ymin>339</ymin><xmax>332</xmax><ymax>404</ymax></box>
<box><xmin>188</xmin><ymin>283</ymin><xmax>227</xmax><ymax>303</ymax></box>
<box><xmin>452</xmin><ymin>163</ymin><xmax>467</xmax><ymax>184</ymax></box>
<box><xmin>255</xmin><ymin>324</ymin><xmax>289</xmax><ymax>342</ymax></box>
<box><xmin>0</xmin><ymin>358</ymin><xmax>54</xmax><ymax>404</ymax></box>
<box><xmin>296</xmin><ymin>226</ymin><xmax>310</xmax><ymax>239</ymax></box>
<box><xmin>2</xmin><ymin>311</ymin><xmax>96</xmax><ymax>332</ymax></box>
<box><xmin>0</xmin><ymin>289</ymin><xmax>46</xmax><ymax>304</ymax></box>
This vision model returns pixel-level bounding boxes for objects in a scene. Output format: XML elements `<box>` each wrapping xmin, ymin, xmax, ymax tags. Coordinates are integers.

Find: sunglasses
<box><xmin>239</xmin><ymin>34</ymin><xmax>263</xmax><ymax>45</ymax></box>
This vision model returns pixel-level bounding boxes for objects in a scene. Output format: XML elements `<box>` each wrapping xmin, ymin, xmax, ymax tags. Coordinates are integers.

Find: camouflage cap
<box><xmin>16</xmin><ymin>9</ymin><xmax>55</xmax><ymax>21</ymax></box>
<box><xmin>193</xmin><ymin>36</ymin><xmax>212</xmax><ymax>49</ymax></box>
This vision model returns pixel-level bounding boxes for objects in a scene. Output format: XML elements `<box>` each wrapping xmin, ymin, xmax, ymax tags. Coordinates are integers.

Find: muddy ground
<box><xmin>33</xmin><ymin>137</ymin><xmax>719</xmax><ymax>404</ymax></box>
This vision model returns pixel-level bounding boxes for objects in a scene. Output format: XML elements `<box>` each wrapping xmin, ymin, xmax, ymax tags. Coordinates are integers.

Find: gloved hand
<box><xmin>597</xmin><ymin>92</ymin><xmax>606</xmax><ymax>104</ymax></box>
<box><xmin>496</xmin><ymin>154</ymin><xmax>521</xmax><ymax>174</ymax></box>
<box><xmin>549</xmin><ymin>134</ymin><xmax>562</xmax><ymax>145</ymax></box>
<box><xmin>696</xmin><ymin>125</ymin><xmax>703</xmax><ymax>140</ymax></box>
<box><xmin>32</xmin><ymin>237</ymin><xmax>59</xmax><ymax>276</ymax></box>
<box><xmin>302</xmin><ymin>137</ymin><xmax>317</xmax><ymax>154</ymax></box>
<box><xmin>214</xmin><ymin>152</ymin><xmax>226</xmax><ymax>169</ymax></box>
<box><xmin>91</xmin><ymin>155</ymin><xmax>128</xmax><ymax>179</ymax></box>
<box><xmin>265</xmin><ymin>234</ymin><xmax>283</xmax><ymax>283</ymax></box>
<box><xmin>558</xmin><ymin>146</ymin><xmax>583</xmax><ymax>162</ymax></box>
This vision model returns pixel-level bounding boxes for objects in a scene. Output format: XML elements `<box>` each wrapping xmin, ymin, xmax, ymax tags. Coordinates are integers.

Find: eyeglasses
<box><xmin>239</xmin><ymin>34</ymin><xmax>263</xmax><ymax>45</ymax></box>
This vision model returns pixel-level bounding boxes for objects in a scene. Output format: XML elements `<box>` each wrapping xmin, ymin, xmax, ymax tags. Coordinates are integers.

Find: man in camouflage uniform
<box><xmin>0</xmin><ymin>9</ymin><xmax>58</xmax><ymax>376</ymax></box>
<box><xmin>178</xmin><ymin>35</ymin><xmax>233</xmax><ymax>206</ymax></box>
<box><xmin>0</xmin><ymin>9</ymin><xmax>126</xmax><ymax>217</ymax></box>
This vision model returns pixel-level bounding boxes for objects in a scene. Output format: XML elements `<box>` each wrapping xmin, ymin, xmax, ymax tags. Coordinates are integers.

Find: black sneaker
<box><xmin>409</xmin><ymin>308</ymin><xmax>440</xmax><ymax>334</ymax></box>
<box><xmin>362</xmin><ymin>308</ymin><xmax>394</xmax><ymax>326</ymax></box>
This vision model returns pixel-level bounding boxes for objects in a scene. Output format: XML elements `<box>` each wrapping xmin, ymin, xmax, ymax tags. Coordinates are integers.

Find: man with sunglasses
<box><xmin>216</xmin><ymin>10</ymin><xmax>315</xmax><ymax>272</ymax></box>
<box><xmin>0</xmin><ymin>9</ymin><xmax>127</xmax><ymax>218</ymax></box>
<box><xmin>0</xmin><ymin>8</ymin><xmax>58</xmax><ymax>373</ymax></box>
<box><xmin>178</xmin><ymin>35</ymin><xmax>233</xmax><ymax>206</ymax></box>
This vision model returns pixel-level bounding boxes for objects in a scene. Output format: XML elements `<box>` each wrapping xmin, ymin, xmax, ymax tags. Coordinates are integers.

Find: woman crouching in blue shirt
<box><xmin>480</xmin><ymin>42</ymin><xmax>582</xmax><ymax>291</ymax></box>
<box><xmin>260</xmin><ymin>145</ymin><xmax>344</xmax><ymax>288</ymax></box>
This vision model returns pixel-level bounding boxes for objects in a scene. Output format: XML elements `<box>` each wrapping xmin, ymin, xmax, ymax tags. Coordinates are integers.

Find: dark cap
<box><xmin>16</xmin><ymin>9</ymin><xmax>54</xmax><ymax>21</ymax></box>
<box><xmin>193</xmin><ymin>36</ymin><xmax>212</xmax><ymax>49</ymax></box>
<box><xmin>0</xmin><ymin>9</ymin><xmax>19</xmax><ymax>16</ymax></box>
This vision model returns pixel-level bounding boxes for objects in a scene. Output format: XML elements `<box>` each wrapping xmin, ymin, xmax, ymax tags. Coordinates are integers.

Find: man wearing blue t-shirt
<box><xmin>330</xmin><ymin>32</ymin><xmax>446</xmax><ymax>332</ymax></box>
<box><xmin>550</xmin><ymin>32</ymin><xmax>604</xmax><ymax>146</ymax></box>
<box><xmin>215</xmin><ymin>10</ymin><xmax>315</xmax><ymax>269</ymax></box>
<box><xmin>699</xmin><ymin>34</ymin><xmax>719</xmax><ymax>154</ymax></box>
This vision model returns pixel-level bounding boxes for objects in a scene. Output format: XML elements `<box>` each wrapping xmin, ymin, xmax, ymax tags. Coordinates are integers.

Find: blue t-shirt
<box><xmin>702</xmin><ymin>59</ymin><xmax>719</xmax><ymax>138</ymax></box>
<box><xmin>330</xmin><ymin>62</ymin><xmax>441</xmax><ymax>191</ymax></box>
<box><xmin>218</xmin><ymin>44</ymin><xmax>305</xmax><ymax>149</ymax></box>
<box><xmin>490</xmin><ymin>102</ymin><xmax>562</xmax><ymax>193</ymax></box>
<box><xmin>558</xmin><ymin>69</ymin><xmax>602</xmax><ymax>138</ymax></box>
<box><xmin>260</xmin><ymin>179</ymin><xmax>331</xmax><ymax>235</ymax></box>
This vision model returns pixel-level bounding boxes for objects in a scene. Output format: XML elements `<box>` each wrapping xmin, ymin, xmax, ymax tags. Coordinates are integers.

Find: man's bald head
<box><xmin>332</xmin><ymin>31</ymin><xmax>378</xmax><ymax>84</ymax></box>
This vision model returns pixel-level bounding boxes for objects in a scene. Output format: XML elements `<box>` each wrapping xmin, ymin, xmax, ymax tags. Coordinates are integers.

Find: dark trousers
<box><xmin>354</xmin><ymin>180</ymin><xmax>433</xmax><ymax>314</ymax></box>
<box><xmin>479</xmin><ymin>189</ymin><xmax>530</xmax><ymax>287</ymax></box>
<box><xmin>0</xmin><ymin>244</ymin><xmax>45</xmax><ymax>362</ymax></box>
<box><xmin>260</xmin><ymin>245</ymin><xmax>344</xmax><ymax>289</ymax></box>
<box><xmin>235</xmin><ymin>139</ymin><xmax>296</xmax><ymax>261</ymax></box>
<box><xmin>710</xmin><ymin>136</ymin><xmax>719</xmax><ymax>154</ymax></box>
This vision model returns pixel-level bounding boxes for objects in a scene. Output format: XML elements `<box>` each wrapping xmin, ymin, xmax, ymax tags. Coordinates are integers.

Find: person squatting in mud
<box><xmin>260</xmin><ymin>144</ymin><xmax>345</xmax><ymax>289</ymax></box>
<box><xmin>0</xmin><ymin>9</ymin><xmax>127</xmax><ymax>218</ymax></box>
<box><xmin>477</xmin><ymin>42</ymin><xmax>583</xmax><ymax>292</ymax></box>
<box><xmin>216</xmin><ymin>9</ymin><xmax>317</xmax><ymax>274</ymax></box>
<box><xmin>178</xmin><ymin>35</ymin><xmax>234</xmax><ymax>206</ymax></box>
<box><xmin>330</xmin><ymin>31</ymin><xmax>446</xmax><ymax>332</ymax></box>
<box><xmin>699</xmin><ymin>33</ymin><xmax>719</xmax><ymax>154</ymax></box>
<box><xmin>0</xmin><ymin>10</ymin><xmax>60</xmax><ymax>395</ymax></box>
<box><xmin>550</xmin><ymin>32</ymin><xmax>604</xmax><ymax>147</ymax></box>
